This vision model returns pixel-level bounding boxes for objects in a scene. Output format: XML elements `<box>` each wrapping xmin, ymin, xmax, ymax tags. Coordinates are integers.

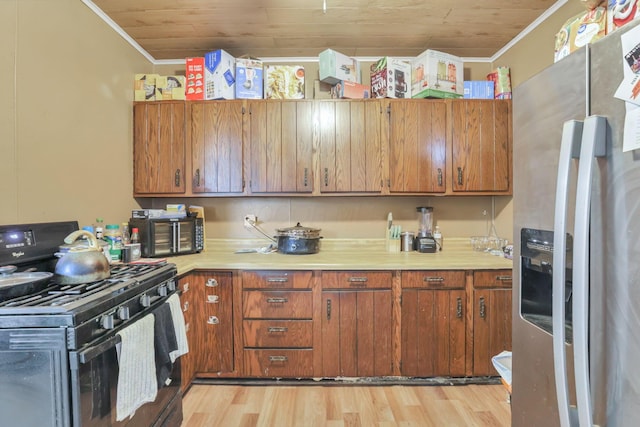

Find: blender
<box><xmin>414</xmin><ymin>206</ymin><xmax>437</xmax><ymax>253</ymax></box>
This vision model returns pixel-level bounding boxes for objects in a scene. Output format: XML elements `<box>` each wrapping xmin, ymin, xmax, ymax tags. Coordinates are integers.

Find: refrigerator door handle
<box><xmin>553</xmin><ymin>120</ymin><xmax>583</xmax><ymax>427</ymax></box>
<box><xmin>573</xmin><ymin>115</ymin><xmax>606</xmax><ymax>427</ymax></box>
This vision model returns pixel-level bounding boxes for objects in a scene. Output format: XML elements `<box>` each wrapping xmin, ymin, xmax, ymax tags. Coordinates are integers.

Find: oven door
<box><xmin>69</xmin><ymin>309</ymin><xmax>183</xmax><ymax>427</ymax></box>
<box><xmin>0</xmin><ymin>328</ymin><xmax>71</xmax><ymax>427</ymax></box>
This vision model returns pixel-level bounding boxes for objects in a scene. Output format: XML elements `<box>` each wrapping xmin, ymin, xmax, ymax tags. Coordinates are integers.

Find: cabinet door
<box><xmin>388</xmin><ymin>99</ymin><xmax>446</xmax><ymax>193</ymax></box>
<box><xmin>318</xmin><ymin>100</ymin><xmax>383</xmax><ymax>193</ymax></box>
<box><xmin>321</xmin><ymin>290</ymin><xmax>392</xmax><ymax>377</ymax></box>
<box><xmin>190</xmin><ymin>101</ymin><xmax>244</xmax><ymax>193</ymax></box>
<box><xmin>401</xmin><ymin>289</ymin><xmax>466</xmax><ymax>377</ymax></box>
<box><xmin>191</xmin><ymin>271</ymin><xmax>235</xmax><ymax>374</ymax></box>
<box><xmin>473</xmin><ymin>288</ymin><xmax>512</xmax><ymax>376</ymax></box>
<box><xmin>178</xmin><ymin>275</ymin><xmax>196</xmax><ymax>392</ymax></box>
<box><xmin>248</xmin><ymin>100</ymin><xmax>313</xmax><ymax>193</ymax></box>
<box><xmin>133</xmin><ymin>102</ymin><xmax>186</xmax><ymax>194</ymax></box>
<box><xmin>451</xmin><ymin>100</ymin><xmax>511</xmax><ymax>193</ymax></box>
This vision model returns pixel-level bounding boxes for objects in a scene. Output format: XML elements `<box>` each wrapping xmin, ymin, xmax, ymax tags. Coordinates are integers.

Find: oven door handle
<box><xmin>73</xmin><ymin>334</ymin><xmax>122</xmax><ymax>366</ymax></box>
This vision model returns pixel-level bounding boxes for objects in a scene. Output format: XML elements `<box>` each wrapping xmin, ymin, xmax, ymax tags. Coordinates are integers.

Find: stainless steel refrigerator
<box><xmin>512</xmin><ymin>21</ymin><xmax>640</xmax><ymax>427</ymax></box>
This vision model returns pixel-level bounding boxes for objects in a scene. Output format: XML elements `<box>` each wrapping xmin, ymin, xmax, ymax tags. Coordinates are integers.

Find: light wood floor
<box><xmin>181</xmin><ymin>383</ymin><xmax>511</xmax><ymax>427</ymax></box>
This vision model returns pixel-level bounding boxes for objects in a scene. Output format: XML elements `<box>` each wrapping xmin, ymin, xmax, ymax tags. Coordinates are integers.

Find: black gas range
<box><xmin>0</xmin><ymin>221</ymin><xmax>183</xmax><ymax>427</ymax></box>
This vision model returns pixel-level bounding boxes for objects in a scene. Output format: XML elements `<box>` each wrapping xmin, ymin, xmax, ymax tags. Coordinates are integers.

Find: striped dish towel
<box><xmin>167</xmin><ymin>293</ymin><xmax>189</xmax><ymax>363</ymax></box>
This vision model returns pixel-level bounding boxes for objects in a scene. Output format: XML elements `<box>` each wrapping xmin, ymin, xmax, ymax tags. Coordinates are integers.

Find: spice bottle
<box><xmin>94</xmin><ymin>218</ymin><xmax>104</xmax><ymax>240</ymax></box>
<box><xmin>121</xmin><ymin>222</ymin><xmax>131</xmax><ymax>245</ymax></box>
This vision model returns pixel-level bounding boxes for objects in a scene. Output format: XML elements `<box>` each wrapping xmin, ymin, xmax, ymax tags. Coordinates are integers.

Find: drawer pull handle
<box><xmin>182</xmin><ymin>302</ymin><xmax>189</xmax><ymax>312</ymax></box>
<box><xmin>457</xmin><ymin>167</ymin><xmax>463</xmax><ymax>185</ymax></box>
<box><xmin>496</xmin><ymin>275</ymin><xmax>512</xmax><ymax>281</ymax></box>
<box><xmin>437</xmin><ymin>168</ymin><xmax>443</xmax><ymax>186</ymax></box>
<box><xmin>267</xmin><ymin>327</ymin><xmax>289</xmax><ymax>333</ymax></box>
<box><xmin>267</xmin><ymin>277</ymin><xmax>289</xmax><ymax>283</ymax></box>
<box><xmin>206</xmin><ymin>278</ymin><xmax>218</xmax><ymax>287</ymax></box>
<box><xmin>267</xmin><ymin>297</ymin><xmax>288</xmax><ymax>304</ymax></box>
<box><xmin>207</xmin><ymin>316</ymin><xmax>219</xmax><ymax>325</ymax></box>
<box><xmin>456</xmin><ymin>297</ymin><xmax>463</xmax><ymax>318</ymax></box>
<box><xmin>206</xmin><ymin>295</ymin><xmax>219</xmax><ymax>304</ymax></box>
<box><xmin>479</xmin><ymin>297</ymin><xmax>486</xmax><ymax>319</ymax></box>
<box><xmin>424</xmin><ymin>277</ymin><xmax>445</xmax><ymax>283</ymax></box>
<box><xmin>348</xmin><ymin>277</ymin><xmax>368</xmax><ymax>282</ymax></box>
<box><xmin>327</xmin><ymin>299</ymin><xmax>332</xmax><ymax>320</ymax></box>
<box><xmin>268</xmin><ymin>356</ymin><xmax>288</xmax><ymax>363</ymax></box>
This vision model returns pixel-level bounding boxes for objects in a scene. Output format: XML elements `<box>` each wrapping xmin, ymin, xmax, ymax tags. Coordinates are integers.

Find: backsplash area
<box><xmin>149</xmin><ymin>196</ymin><xmax>513</xmax><ymax>242</ymax></box>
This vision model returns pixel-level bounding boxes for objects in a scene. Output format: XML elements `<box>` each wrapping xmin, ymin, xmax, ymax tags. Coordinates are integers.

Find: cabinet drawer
<box><xmin>242</xmin><ymin>271</ymin><xmax>313</xmax><ymax>289</ymax></box>
<box><xmin>243</xmin><ymin>290</ymin><xmax>312</xmax><ymax>318</ymax></box>
<box><xmin>244</xmin><ymin>349</ymin><xmax>313</xmax><ymax>377</ymax></box>
<box><xmin>402</xmin><ymin>270</ymin><xmax>465</xmax><ymax>289</ymax></box>
<box><xmin>474</xmin><ymin>270</ymin><xmax>513</xmax><ymax>288</ymax></box>
<box><xmin>322</xmin><ymin>271</ymin><xmax>392</xmax><ymax>289</ymax></box>
<box><xmin>243</xmin><ymin>320</ymin><xmax>313</xmax><ymax>348</ymax></box>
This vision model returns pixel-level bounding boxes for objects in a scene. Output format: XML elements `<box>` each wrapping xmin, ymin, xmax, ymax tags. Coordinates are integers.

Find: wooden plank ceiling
<box><xmin>90</xmin><ymin>0</ymin><xmax>559</xmax><ymax>60</ymax></box>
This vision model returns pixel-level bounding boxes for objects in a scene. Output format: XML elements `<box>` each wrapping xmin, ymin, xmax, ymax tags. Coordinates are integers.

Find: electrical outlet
<box><xmin>244</xmin><ymin>214</ymin><xmax>257</xmax><ymax>228</ymax></box>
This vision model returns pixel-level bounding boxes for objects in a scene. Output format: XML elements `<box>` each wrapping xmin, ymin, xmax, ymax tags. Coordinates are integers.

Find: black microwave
<box><xmin>129</xmin><ymin>217</ymin><xmax>204</xmax><ymax>257</ymax></box>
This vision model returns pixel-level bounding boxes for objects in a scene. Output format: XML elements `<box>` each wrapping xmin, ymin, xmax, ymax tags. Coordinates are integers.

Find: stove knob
<box><xmin>140</xmin><ymin>294</ymin><xmax>151</xmax><ymax>308</ymax></box>
<box><xmin>117</xmin><ymin>306</ymin><xmax>130</xmax><ymax>320</ymax></box>
<box><xmin>158</xmin><ymin>284</ymin><xmax>168</xmax><ymax>297</ymax></box>
<box><xmin>167</xmin><ymin>279</ymin><xmax>176</xmax><ymax>292</ymax></box>
<box><xmin>101</xmin><ymin>314</ymin><xmax>115</xmax><ymax>330</ymax></box>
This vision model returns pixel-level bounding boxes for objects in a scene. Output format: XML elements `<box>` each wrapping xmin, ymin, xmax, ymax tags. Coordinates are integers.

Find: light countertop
<box><xmin>165</xmin><ymin>238</ymin><xmax>513</xmax><ymax>275</ymax></box>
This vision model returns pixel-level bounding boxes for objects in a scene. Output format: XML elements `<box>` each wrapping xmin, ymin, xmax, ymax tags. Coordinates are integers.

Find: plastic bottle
<box><xmin>433</xmin><ymin>225</ymin><xmax>443</xmax><ymax>251</ymax></box>
<box><xmin>121</xmin><ymin>222</ymin><xmax>131</xmax><ymax>245</ymax></box>
<box><xmin>94</xmin><ymin>218</ymin><xmax>105</xmax><ymax>240</ymax></box>
<box><xmin>130</xmin><ymin>228</ymin><xmax>140</xmax><ymax>244</ymax></box>
<box><xmin>104</xmin><ymin>224</ymin><xmax>123</xmax><ymax>262</ymax></box>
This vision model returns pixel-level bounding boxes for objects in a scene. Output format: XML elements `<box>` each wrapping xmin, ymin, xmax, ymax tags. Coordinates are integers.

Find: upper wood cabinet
<box><xmin>247</xmin><ymin>100</ymin><xmax>313</xmax><ymax>193</ymax></box>
<box><xmin>133</xmin><ymin>102</ymin><xmax>186</xmax><ymax>195</ymax></box>
<box><xmin>190</xmin><ymin>101</ymin><xmax>244</xmax><ymax>194</ymax></box>
<box><xmin>451</xmin><ymin>100</ymin><xmax>511</xmax><ymax>193</ymax></box>
<box><xmin>387</xmin><ymin>99</ymin><xmax>447</xmax><ymax>194</ymax></box>
<box><xmin>318</xmin><ymin>100</ymin><xmax>384</xmax><ymax>193</ymax></box>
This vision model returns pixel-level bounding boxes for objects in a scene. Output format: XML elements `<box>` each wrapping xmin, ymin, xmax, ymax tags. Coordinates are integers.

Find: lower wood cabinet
<box><xmin>179</xmin><ymin>271</ymin><xmax>235</xmax><ymax>384</ymax></box>
<box><xmin>400</xmin><ymin>271</ymin><xmax>466</xmax><ymax>377</ymax></box>
<box><xmin>472</xmin><ymin>270</ymin><xmax>513</xmax><ymax>376</ymax></box>
<box><xmin>321</xmin><ymin>271</ymin><xmax>393</xmax><ymax>377</ymax></box>
<box><xmin>241</xmin><ymin>271</ymin><xmax>314</xmax><ymax>377</ymax></box>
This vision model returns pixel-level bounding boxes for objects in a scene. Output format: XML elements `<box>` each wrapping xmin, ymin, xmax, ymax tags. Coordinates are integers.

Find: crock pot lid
<box><xmin>275</xmin><ymin>222</ymin><xmax>321</xmax><ymax>238</ymax></box>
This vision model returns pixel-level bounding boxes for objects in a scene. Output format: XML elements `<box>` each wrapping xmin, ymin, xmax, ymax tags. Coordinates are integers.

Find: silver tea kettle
<box><xmin>54</xmin><ymin>230</ymin><xmax>111</xmax><ymax>285</ymax></box>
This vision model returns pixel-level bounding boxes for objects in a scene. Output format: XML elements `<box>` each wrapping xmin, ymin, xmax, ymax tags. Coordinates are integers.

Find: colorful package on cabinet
<box><xmin>411</xmin><ymin>49</ymin><xmax>463</xmax><ymax>99</ymax></box>
<box><xmin>185</xmin><ymin>57</ymin><xmax>205</xmax><ymax>100</ymax></box>
<box><xmin>204</xmin><ymin>49</ymin><xmax>236</xmax><ymax>100</ymax></box>
<box><xmin>318</xmin><ymin>48</ymin><xmax>361</xmax><ymax>85</ymax></box>
<box><xmin>608</xmin><ymin>0</ymin><xmax>640</xmax><ymax>33</ymax></box>
<box><xmin>463</xmin><ymin>81</ymin><xmax>495</xmax><ymax>99</ymax></box>
<box><xmin>370</xmin><ymin>57</ymin><xmax>411</xmax><ymax>99</ymax></box>
<box><xmin>486</xmin><ymin>67</ymin><xmax>512</xmax><ymax>99</ymax></box>
<box><xmin>331</xmin><ymin>80</ymin><xmax>371</xmax><ymax>99</ymax></box>
<box><xmin>235</xmin><ymin>57</ymin><xmax>264</xmax><ymax>99</ymax></box>
<box><xmin>554</xmin><ymin>7</ymin><xmax>607</xmax><ymax>62</ymax></box>
<box><xmin>134</xmin><ymin>74</ymin><xmax>160</xmax><ymax>101</ymax></box>
<box><xmin>265</xmin><ymin>65</ymin><xmax>305</xmax><ymax>99</ymax></box>
<box><xmin>156</xmin><ymin>76</ymin><xmax>186</xmax><ymax>100</ymax></box>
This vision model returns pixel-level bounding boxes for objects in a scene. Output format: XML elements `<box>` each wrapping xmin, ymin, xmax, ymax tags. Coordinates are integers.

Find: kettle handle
<box><xmin>64</xmin><ymin>230</ymin><xmax>99</xmax><ymax>250</ymax></box>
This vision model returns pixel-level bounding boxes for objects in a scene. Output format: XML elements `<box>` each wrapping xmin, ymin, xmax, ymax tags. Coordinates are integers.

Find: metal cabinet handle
<box><xmin>424</xmin><ymin>276</ymin><xmax>445</xmax><ymax>283</ymax></box>
<box><xmin>479</xmin><ymin>297</ymin><xmax>486</xmax><ymax>319</ymax></box>
<box><xmin>303</xmin><ymin>168</ymin><xmax>309</xmax><ymax>187</ymax></box>
<box><xmin>206</xmin><ymin>295</ymin><xmax>219</xmax><ymax>304</ymax></box>
<box><xmin>437</xmin><ymin>168</ymin><xmax>443</xmax><ymax>186</ymax></box>
<box><xmin>456</xmin><ymin>297</ymin><xmax>463</xmax><ymax>318</ymax></box>
<box><xmin>347</xmin><ymin>277</ymin><xmax>368</xmax><ymax>287</ymax></box>
<box><xmin>175</xmin><ymin>169</ymin><xmax>181</xmax><ymax>187</ymax></box>
<box><xmin>324</xmin><ymin>168</ymin><xmax>329</xmax><ymax>186</ymax></box>
<box><xmin>266</xmin><ymin>297</ymin><xmax>288</xmax><ymax>303</ymax></box>
<box><xmin>194</xmin><ymin>168</ymin><xmax>201</xmax><ymax>187</ymax></box>
<box><xmin>207</xmin><ymin>316</ymin><xmax>219</xmax><ymax>325</ymax></box>
<box><xmin>182</xmin><ymin>301</ymin><xmax>189</xmax><ymax>312</ymax></box>
<box><xmin>266</xmin><ymin>277</ymin><xmax>289</xmax><ymax>283</ymax></box>
<box><xmin>206</xmin><ymin>278</ymin><xmax>218</xmax><ymax>287</ymax></box>
<box><xmin>457</xmin><ymin>167</ymin><xmax>463</xmax><ymax>185</ymax></box>
<box><xmin>268</xmin><ymin>356</ymin><xmax>288</xmax><ymax>363</ymax></box>
<box><xmin>267</xmin><ymin>327</ymin><xmax>288</xmax><ymax>333</ymax></box>
<box><xmin>496</xmin><ymin>275</ymin><xmax>512</xmax><ymax>282</ymax></box>
<box><xmin>327</xmin><ymin>298</ymin><xmax>332</xmax><ymax>320</ymax></box>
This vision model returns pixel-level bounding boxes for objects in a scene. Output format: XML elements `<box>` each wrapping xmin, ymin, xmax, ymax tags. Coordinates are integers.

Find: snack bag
<box><xmin>487</xmin><ymin>67</ymin><xmax>512</xmax><ymax>99</ymax></box>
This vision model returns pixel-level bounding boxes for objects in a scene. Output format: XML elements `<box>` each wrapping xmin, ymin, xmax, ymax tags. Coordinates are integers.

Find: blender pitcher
<box><xmin>415</xmin><ymin>206</ymin><xmax>437</xmax><ymax>253</ymax></box>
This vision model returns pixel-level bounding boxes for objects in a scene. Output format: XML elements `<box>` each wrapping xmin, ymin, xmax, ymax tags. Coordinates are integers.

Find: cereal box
<box><xmin>411</xmin><ymin>49</ymin><xmax>463</xmax><ymax>99</ymax></box>
<box><xmin>265</xmin><ymin>65</ymin><xmax>305</xmax><ymax>99</ymax></box>
<box><xmin>204</xmin><ymin>49</ymin><xmax>236</xmax><ymax>100</ymax></box>
<box><xmin>156</xmin><ymin>76</ymin><xmax>186</xmax><ymax>100</ymax></box>
<box><xmin>554</xmin><ymin>7</ymin><xmax>607</xmax><ymax>62</ymax></box>
<box><xmin>370</xmin><ymin>57</ymin><xmax>411</xmax><ymax>99</ymax></box>
<box><xmin>331</xmin><ymin>81</ymin><xmax>370</xmax><ymax>99</ymax></box>
<box><xmin>319</xmin><ymin>49</ymin><xmax>361</xmax><ymax>85</ymax></box>
<box><xmin>236</xmin><ymin>57</ymin><xmax>264</xmax><ymax>99</ymax></box>
<box><xmin>463</xmin><ymin>81</ymin><xmax>495</xmax><ymax>99</ymax></box>
<box><xmin>185</xmin><ymin>57</ymin><xmax>205</xmax><ymax>100</ymax></box>
<box><xmin>134</xmin><ymin>74</ymin><xmax>160</xmax><ymax>101</ymax></box>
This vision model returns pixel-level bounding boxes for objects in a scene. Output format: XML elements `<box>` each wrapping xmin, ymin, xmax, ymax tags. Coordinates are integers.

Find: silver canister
<box><xmin>400</xmin><ymin>231</ymin><xmax>415</xmax><ymax>252</ymax></box>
